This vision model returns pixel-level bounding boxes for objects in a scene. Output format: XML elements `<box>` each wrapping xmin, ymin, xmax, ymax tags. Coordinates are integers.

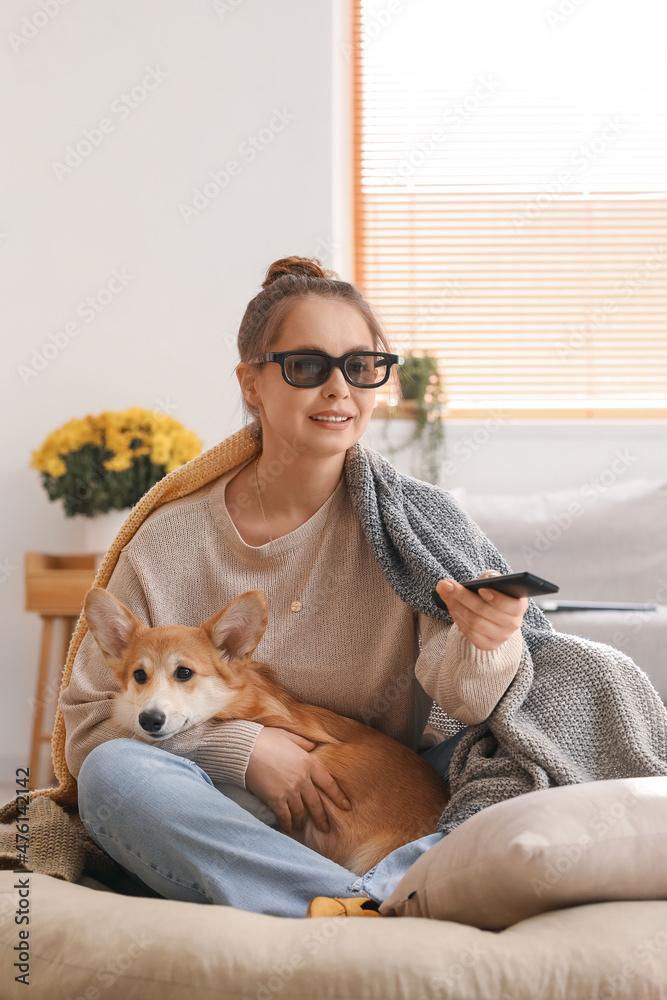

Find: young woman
<box><xmin>67</xmin><ymin>257</ymin><xmax>529</xmax><ymax>919</ymax></box>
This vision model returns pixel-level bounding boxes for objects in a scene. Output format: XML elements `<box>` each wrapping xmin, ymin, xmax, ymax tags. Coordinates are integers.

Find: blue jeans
<box><xmin>77</xmin><ymin>727</ymin><xmax>468</xmax><ymax>919</ymax></box>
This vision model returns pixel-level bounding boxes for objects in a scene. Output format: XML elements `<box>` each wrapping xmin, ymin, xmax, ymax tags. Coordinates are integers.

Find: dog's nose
<box><xmin>138</xmin><ymin>710</ymin><xmax>166</xmax><ymax>734</ymax></box>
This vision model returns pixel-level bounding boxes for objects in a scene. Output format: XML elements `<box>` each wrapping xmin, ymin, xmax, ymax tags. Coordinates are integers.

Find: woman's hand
<box><xmin>434</xmin><ymin>569</ymin><xmax>529</xmax><ymax>652</ymax></box>
<box><xmin>244</xmin><ymin>726</ymin><xmax>352</xmax><ymax>836</ymax></box>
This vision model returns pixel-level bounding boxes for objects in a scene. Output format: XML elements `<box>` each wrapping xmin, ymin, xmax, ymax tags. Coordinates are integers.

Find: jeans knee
<box><xmin>77</xmin><ymin>737</ymin><xmax>164</xmax><ymax>826</ymax></box>
<box><xmin>78</xmin><ymin>737</ymin><xmax>138</xmax><ymax>791</ymax></box>
<box><xmin>77</xmin><ymin>738</ymin><xmax>211</xmax><ymax>832</ymax></box>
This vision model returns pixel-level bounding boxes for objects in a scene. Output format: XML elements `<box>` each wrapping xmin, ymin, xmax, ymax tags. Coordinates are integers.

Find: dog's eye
<box><xmin>133</xmin><ymin>669</ymin><xmax>148</xmax><ymax>684</ymax></box>
<box><xmin>175</xmin><ymin>666</ymin><xmax>193</xmax><ymax>681</ymax></box>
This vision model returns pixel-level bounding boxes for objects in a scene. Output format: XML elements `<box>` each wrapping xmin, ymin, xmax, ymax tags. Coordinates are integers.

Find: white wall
<box><xmin>0</xmin><ymin>0</ymin><xmax>349</xmax><ymax>779</ymax></box>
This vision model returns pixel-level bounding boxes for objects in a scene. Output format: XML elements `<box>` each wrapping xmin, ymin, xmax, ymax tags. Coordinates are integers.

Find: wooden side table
<box><xmin>24</xmin><ymin>552</ymin><xmax>97</xmax><ymax>790</ymax></box>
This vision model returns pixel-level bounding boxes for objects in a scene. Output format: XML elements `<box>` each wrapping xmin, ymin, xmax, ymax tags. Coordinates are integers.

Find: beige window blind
<box><xmin>352</xmin><ymin>0</ymin><xmax>667</xmax><ymax>418</ymax></box>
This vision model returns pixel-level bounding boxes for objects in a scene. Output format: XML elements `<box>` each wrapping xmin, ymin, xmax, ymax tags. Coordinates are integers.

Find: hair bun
<box><xmin>262</xmin><ymin>256</ymin><xmax>328</xmax><ymax>289</ymax></box>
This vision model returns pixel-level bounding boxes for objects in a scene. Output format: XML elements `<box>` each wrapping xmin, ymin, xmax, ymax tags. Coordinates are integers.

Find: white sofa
<box><xmin>449</xmin><ymin>475</ymin><xmax>667</xmax><ymax>703</ymax></box>
<box><xmin>2</xmin><ymin>475</ymin><xmax>667</xmax><ymax>998</ymax></box>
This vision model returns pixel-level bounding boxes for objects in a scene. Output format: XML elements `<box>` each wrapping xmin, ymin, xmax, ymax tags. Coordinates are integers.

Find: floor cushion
<box><xmin>2</xmin><ymin>871</ymin><xmax>667</xmax><ymax>998</ymax></box>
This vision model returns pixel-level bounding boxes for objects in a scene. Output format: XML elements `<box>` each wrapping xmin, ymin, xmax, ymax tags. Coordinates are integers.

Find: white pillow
<box><xmin>379</xmin><ymin>776</ymin><xmax>667</xmax><ymax>929</ymax></box>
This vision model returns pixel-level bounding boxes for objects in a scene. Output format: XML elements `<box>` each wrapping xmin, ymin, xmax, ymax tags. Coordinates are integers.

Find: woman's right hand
<box><xmin>244</xmin><ymin>726</ymin><xmax>352</xmax><ymax>835</ymax></box>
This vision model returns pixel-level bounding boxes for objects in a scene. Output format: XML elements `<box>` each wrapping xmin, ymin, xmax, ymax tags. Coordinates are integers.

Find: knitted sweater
<box><xmin>59</xmin><ymin>454</ymin><xmax>524</xmax><ymax>787</ymax></box>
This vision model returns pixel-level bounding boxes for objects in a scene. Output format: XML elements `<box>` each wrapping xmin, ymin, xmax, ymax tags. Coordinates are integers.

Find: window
<box><xmin>352</xmin><ymin>0</ymin><xmax>667</xmax><ymax>418</ymax></box>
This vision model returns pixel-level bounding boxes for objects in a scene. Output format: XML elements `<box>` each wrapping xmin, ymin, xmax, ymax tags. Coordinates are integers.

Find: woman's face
<box><xmin>239</xmin><ymin>296</ymin><xmax>379</xmax><ymax>459</ymax></box>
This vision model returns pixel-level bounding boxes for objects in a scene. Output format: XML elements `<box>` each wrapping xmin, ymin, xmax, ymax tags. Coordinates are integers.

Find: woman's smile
<box><xmin>308</xmin><ymin>409</ymin><xmax>355</xmax><ymax>429</ymax></box>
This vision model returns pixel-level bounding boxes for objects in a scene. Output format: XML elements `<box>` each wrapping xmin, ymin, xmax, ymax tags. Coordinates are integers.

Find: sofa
<box><xmin>448</xmin><ymin>474</ymin><xmax>667</xmax><ymax>703</ymax></box>
<box><xmin>2</xmin><ymin>475</ymin><xmax>667</xmax><ymax>999</ymax></box>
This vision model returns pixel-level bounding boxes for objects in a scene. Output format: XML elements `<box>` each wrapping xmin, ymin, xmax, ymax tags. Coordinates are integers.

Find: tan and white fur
<box><xmin>83</xmin><ymin>586</ymin><xmax>450</xmax><ymax>876</ymax></box>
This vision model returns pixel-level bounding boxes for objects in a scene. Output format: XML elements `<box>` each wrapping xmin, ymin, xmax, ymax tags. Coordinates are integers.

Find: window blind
<box><xmin>352</xmin><ymin>0</ymin><xmax>667</xmax><ymax>418</ymax></box>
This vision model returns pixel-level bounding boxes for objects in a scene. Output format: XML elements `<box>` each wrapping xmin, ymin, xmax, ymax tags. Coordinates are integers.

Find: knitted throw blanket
<box><xmin>343</xmin><ymin>443</ymin><xmax>667</xmax><ymax>833</ymax></box>
<box><xmin>2</xmin><ymin>423</ymin><xmax>667</xmax><ymax>881</ymax></box>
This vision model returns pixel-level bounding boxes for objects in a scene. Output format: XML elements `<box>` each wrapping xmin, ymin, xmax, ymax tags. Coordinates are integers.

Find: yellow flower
<box><xmin>30</xmin><ymin>416</ymin><xmax>102</xmax><ymax>473</ymax></box>
<box><xmin>103</xmin><ymin>453</ymin><xmax>134</xmax><ymax>473</ymax></box>
<box><xmin>44</xmin><ymin>456</ymin><xmax>67</xmax><ymax>477</ymax></box>
<box><xmin>31</xmin><ymin>407</ymin><xmax>202</xmax><ymax>480</ymax></box>
<box><xmin>150</xmin><ymin>432</ymin><xmax>172</xmax><ymax>466</ymax></box>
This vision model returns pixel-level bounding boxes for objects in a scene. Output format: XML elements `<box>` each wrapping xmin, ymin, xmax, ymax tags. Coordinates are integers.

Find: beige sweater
<box><xmin>59</xmin><ymin>455</ymin><xmax>524</xmax><ymax>787</ymax></box>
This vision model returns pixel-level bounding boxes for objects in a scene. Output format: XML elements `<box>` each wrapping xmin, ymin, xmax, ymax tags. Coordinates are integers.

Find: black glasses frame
<box><xmin>249</xmin><ymin>350</ymin><xmax>401</xmax><ymax>388</ymax></box>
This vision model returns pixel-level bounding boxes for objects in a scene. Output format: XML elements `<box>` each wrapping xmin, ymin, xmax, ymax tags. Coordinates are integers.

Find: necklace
<box><xmin>254</xmin><ymin>455</ymin><xmax>338</xmax><ymax>613</ymax></box>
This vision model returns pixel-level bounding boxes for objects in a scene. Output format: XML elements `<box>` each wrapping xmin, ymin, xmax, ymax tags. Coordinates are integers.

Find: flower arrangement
<box><xmin>31</xmin><ymin>407</ymin><xmax>203</xmax><ymax>517</ymax></box>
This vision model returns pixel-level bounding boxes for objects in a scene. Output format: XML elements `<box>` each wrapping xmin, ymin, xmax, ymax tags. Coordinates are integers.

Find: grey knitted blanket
<box><xmin>343</xmin><ymin>439</ymin><xmax>667</xmax><ymax>835</ymax></box>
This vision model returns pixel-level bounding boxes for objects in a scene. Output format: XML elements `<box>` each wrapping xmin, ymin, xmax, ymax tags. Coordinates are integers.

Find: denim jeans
<box><xmin>77</xmin><ymin>727</ymin><xmax>468</xmax><ymax>919</ymax></box>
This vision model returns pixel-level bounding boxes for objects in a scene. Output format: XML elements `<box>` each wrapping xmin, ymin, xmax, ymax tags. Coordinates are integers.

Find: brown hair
<box><xmin>236</xmin><ymin>256</ymin><xmax>398</xmax><ymax>440</ymax></box>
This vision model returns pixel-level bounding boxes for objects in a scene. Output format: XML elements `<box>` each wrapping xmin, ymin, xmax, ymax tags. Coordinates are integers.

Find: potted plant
<box><xmin>31</xmin><ymin>406</ymin><xmax>203</xmax><ymax>555</ymax></box>
<box><xmin>379</xmin><ymin>350</ymin><xmax>448</xmax><ymax>484</ymax></box>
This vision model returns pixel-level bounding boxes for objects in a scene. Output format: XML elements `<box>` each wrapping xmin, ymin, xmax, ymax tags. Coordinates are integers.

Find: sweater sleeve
<box><xmin>414</xmin><ymin>612</ymin><xmax>524</xmax><ymax>725</ymax></box>
<box><xmin>58</xmin><ymin>548</ymin><xmax>264</xmax><ymax>786</ymax></box>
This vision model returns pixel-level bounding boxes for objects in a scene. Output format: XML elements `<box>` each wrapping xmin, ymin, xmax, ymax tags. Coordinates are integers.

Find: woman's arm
<box><xmin>59</xmin><ymin>548</ymin><xmax>264</xmax><ymax>785</ymax></box>
<box><xmin>414</xmin><ymin>612</ymin><xmax>524</xmax><ymax>725</ymax></box>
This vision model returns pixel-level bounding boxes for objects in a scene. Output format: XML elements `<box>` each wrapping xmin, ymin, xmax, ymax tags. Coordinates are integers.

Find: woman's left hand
<box><xmin>434</xmin><ymin>569</ymin><xmax>529</xmax><ymax>653</ymax></box>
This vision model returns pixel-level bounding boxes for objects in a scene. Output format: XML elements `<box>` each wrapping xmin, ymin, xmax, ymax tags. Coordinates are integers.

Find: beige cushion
<box><xmin>379</xmin><ymin>776</ymin><xmax>667</xmax><ymax>929</ymax></box>
<box><xmin>2</xmin><ymin>871</ymin><xmax>667</xmax><ymax>998</ymax></box>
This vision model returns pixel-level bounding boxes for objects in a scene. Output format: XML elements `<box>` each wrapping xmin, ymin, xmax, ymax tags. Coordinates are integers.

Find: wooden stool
<box><xmin>24</xmin><ymin>553</ymin><xmax>97</xmax><ymax>790</ymax></box>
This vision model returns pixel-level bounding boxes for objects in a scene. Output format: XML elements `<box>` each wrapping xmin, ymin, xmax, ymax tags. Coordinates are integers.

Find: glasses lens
<box><xmin>284</xmin><ymin>354</ymin><xmax>329</xmax><ymax>385</ymax></box>
<box><xmin>345</xmin><ymin>354</ymin><xmax>389</xmax><ymax>385</ymax></box>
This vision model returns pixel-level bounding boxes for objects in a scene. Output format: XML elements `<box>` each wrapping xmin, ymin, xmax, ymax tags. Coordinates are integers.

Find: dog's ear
<box><xmin>201</xmin><ymin>590</ymin><xmax>268</xmax><ymax>664</ymax></box>
<box><xmin>84</xmin><ymin>587</ymin><xmax>147</xmax><ymax>670</ymax></box>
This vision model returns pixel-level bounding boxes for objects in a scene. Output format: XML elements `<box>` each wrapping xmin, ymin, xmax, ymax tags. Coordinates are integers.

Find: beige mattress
<box><xmin>2</xmin><ymin>872</ymin><xmax>667</xmax><ymax>999</ymax></box>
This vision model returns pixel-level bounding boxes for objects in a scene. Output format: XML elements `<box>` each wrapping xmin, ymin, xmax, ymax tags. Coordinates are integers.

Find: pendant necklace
<box><xmin>254</xmin><ymin>455</ymin><xmax>338</xmax><ymax>613</ymax></box>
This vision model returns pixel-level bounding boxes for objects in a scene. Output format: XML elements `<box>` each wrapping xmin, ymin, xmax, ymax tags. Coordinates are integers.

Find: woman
<box><xmin>67</xmin><ymin>257</ymin><xmax>530</xmax><ymax>919</ymax></box>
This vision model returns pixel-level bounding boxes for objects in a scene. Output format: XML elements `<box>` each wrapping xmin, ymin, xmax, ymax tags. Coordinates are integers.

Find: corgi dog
<box><xmin>83</xmin><ymin>586</ymin><xmax>450</xmax><ymax>877</ymax></box>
